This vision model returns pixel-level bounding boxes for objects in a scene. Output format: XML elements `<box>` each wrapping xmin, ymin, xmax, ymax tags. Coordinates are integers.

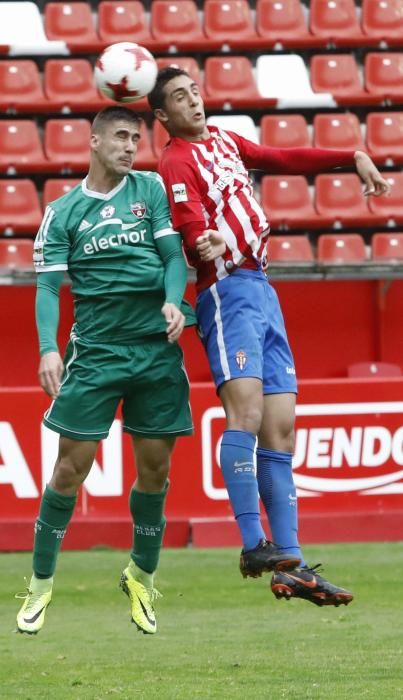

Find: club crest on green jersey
<box><xmin>100</xmin><ymin>205</ymin><xmax>115</xmax><ymax>219</ymax></box>
<box><xmin>130</xmin><ymin>202</ymin><xmax>146</xmax><ymax>218</ymax></box>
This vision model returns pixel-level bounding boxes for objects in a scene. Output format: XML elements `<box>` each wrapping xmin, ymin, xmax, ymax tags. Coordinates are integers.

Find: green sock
<box><xmin>128</xmin><ymin>560</ymin><xmax>154</xmax><ymax>590</ymax></box>
<box><xmin>33</xmin><ymin>485</ymin><xmax>77</xmax><ymax>579</ymax></box>
<box><xmin>129</xmin><ymin>481</ymin><xmax>169</xmax><ymax>576</ymax></box>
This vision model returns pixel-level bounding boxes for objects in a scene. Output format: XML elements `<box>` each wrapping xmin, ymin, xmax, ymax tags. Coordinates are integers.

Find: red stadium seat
<box><xmin>44</xmin><ymin>119</ymin><xmax>91</xmax><ymax>172</ymax></box>
<box><xmin>366</xmin><ymin>112</ymin><xmax>403</xmax><ymax>165</ymax></box>
<box><xmin>44</xmin><ymin>2</ymin><xmax>101</xmax><ymax>52</ymax></box>
<box><xmin>0</xmin><ymin>60</ymin><xmax>47</xmax><ymax>113</ymax></box>
<box><xmin>44</xmin><ymin>59</ymin><xmax>106</xmax><ymax>111</ymax></box>
<box><xmin>204</xmin><ymin>56</ymin><xmax>261</xmax><ymax>109</ymax></box>
<box><xmin>152</xmin><ymin>119</ymin><xmax>170</xmax><ymax>160</ymax></box>
<box><xmin>260</xmin><ymin>115</ymin><xmax>311</xmax><ymax>148</ymax></box>
<box><xmin>0</xmin><ymin>180</ymin><xmax>42</xmax><ymax>236</ymax></box>
<box><xmin>365</xmin><ymin>52</ymin><xmax>403</xmax><ymax>102</ymax></box>
<box><xmin>135</xmin><ymin>122</ymin><xmax>157</xmax><ymax>170</ymax></box>
<box><xmin>309</xmin><ymin>0</ymin><xmax>366</xmax><ymax>45</ymax></box>
<box><xmin>204</xmin><ymin>0</ymin><xmax>258</xmax><ymax>45</ymax></box>
<box><xmin>367</xmin><ymin>172</ymin><xmax>403</xmax><ymax>225</ymax></box>
<box><xmin>0</xmin><ymin>121</ymin><xmax>47</xmax><ymax>174</ymax></box>
<box><xmin>157</xmin><ymin>56</ymin><xmax>202</xmax><ymax>85</ymax></box>
<box><xmin>256</xmin><ymin>0</ymin><xmax>319</xmax><ymax>47</ymax></box>
<box><xmin>372</xmin><ymin>232</ymin><xmax>403</xmax><ymax>261</ymax></box>
<box><xmin>314</xmin><ymin>174</ymin><xmax>375</xmax><ymax>227</ymax></box>
<box><xmin>268</xmin><ymin>235</ymin><xmax>314</xmax><ymax>262</ymax></box>
<box><xmin>261</xmin><ymin>175</ymin><xmax>324</xmax><ymax>229</ymax></box>
<box><xmin>42</xmin><ymin>179</ymin><xmax>81</xmax><ymax>209</ymax></box>
<box><xmin>0</xmin><ymin>239</ymin><xmax>34</xmax><ymax>273</ymax></box>
<box><xmin>347</xmin><ymin>361</ymin><xmax>402</xmax><ymax>377</ymax></box>
<box><xmin>313</xmin><ymin>113</ymin><xmax>365</xmax><ymax>150</ymax></box>
<box><xmin>317</xmin><ymin>233</ymin><xmax>367</xmax><ymax>262</ymax></box>
<box><xmin>98</xmin><ymin>1</ymin><xmax>152</xmax><ymax>44</ymax></box>
<box><xmin>310</xmin><ymin>54</ymin><xmax>381</xmax><ymax>106</ymax></box>
<box><xmin>151</xmin><ymin>1</ymin><xmax>205</xmax><ymax>49</ymax></box>
<box><xmin>362</xmin><ymin>0</ymin><xmax>403</xmax><ymax>46</ymax></box>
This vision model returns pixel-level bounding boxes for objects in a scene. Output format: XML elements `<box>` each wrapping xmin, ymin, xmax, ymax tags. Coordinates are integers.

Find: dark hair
<box><xmin>148</xmin><ymin>67</ymin><xmax>190</xmax><ymax>111</ymax></box>
<box><xmin>91</xmin><ymin>106</ymin><xmax>142</xmax><ymax>133</ymax></box>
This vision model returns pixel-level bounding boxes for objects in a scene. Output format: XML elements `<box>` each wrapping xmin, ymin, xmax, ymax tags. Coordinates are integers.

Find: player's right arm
<box><xmin>34</xmin><ymin>205</ymin><xmax>70</xmax><ymax>398</ymax></box>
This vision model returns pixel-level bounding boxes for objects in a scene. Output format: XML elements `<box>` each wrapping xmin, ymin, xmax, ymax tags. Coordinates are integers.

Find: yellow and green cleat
<box><xmin>16</xmin><ymin>577</ymin><xmax>53</xmax><ymax>635</ymax></box>
<box><xmin>119</xmin><ymin>567</ymin><xmax>161</xmax><ymax>635</ymax></box>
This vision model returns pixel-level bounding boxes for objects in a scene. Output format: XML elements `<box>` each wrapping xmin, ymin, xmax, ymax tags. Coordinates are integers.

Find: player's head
<box><xmin>149</xmin><ymin>67</ymin><xmax>207</xmax><ymax>141</ymax></box>
<box><xmin>90</xmin><ymin>106</ymin><xmax>142</xmax><ymax>177</ymax></box>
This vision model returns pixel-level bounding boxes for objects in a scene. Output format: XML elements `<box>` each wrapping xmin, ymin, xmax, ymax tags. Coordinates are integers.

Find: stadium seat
<box><xmin>44</xmin><ymin>2</ymin><xmax>102</xmax><ymax>52</ymax></box>
<box><xmin>204</xmin><ymin>56</ymin><xmax>261</xmax><ymax>109</ymax></box>
<box><xmin>152</xmin><ymin>119</ymin><xmax>170</xmax><ymax>160</ymax></box>
<box><xmin>44</xmin><ymin>59</ymin><xmax>106</xmax><ymax>111</ymax></box>
<box><xmin>372</xmin><ymin>232</ymin><xmax>403</xmax><ymax>262</ymax></box>
<box><xmin>98</xmin><ymin>1</ymin><xmax>152</xmax><ymax>44</ymax></box>
<box><xmin>268</xmin><ymin>235</ymin><xmax>315</xmax><ymax>262</ymax></box>
<box><xmin>151</xmin><ymin>1</ymin><xmax>206</xmax><ymax>50</ymax></box>
<box><xmin>313</xmin><ymin>113</ymin><xmax>366</xmax><ymax>151</ymax></box>
<box><xmin>260</xmin><ymin>115</ymin><xmax>311</xmax><ymax>148</ymax></box>
<box><xmin>361</xmin><ymin>0</ymin><xmax>403</xmax><ymax>46</ymax></box>
<box><xmin>256</xmin><ymin>0</ymin><xmax>322</xmax><ymax>48</ymax></box>
<box><xmin>0</xmin><ymin>239</ymin><xmax>34</xmax><ymax>273</ymax></box>
<box><xmin>42</xmin><ymin>179</ymin><xmax>81</xmax><ymax>209</ymax></box>
<box><xmin>135</xmin><ymin>122</ymin><xmax>158</xmax><ymax>170</ymax></box>
<box><xmin>206</xmin><ymin>115</ymin><xmax>259</xmax><ymax>143</ymax></box>
<box><xmin>157</xmin><ymin>56</ymin><xmax>202</xmax><ymax>84</ymax></box>
<box><xmin>317</xmin><ymin>233</ymin><xmax>367</xmax><ymax>262</ymax></box>
<box><xmin>309</xmin><ymin>0</ymin><xmax>366</xmax><ymax>45</ymax></box>
<box><xmin>367</xmin><ymin>173</ymin><xmax>403</xmax><ymax>225</ymax></box>
<box><xmin>261</xmin><ymin>175</ymin><xmax>324</xmax><ymax>229</ymax></box>
<box><xmin>314</xmin><ymin>174</ymin><xmax>375</xmax><ymax>227</ymax></box>
<box><xmin>0</xmin><ymin>180</ymin><xmax>42</xmax><ymax>236</ymax></box>
<box><xmin>310</xmin><ymin>54</ymin><xmax>382</xmax><ymax>106</ymax></box>
<box><xmin>0</xmin><ymin>121</ymin><xmax>47</xmax><ymax>174</ymax></box>
<box><xmin>347</xmin><ymin>361</ymin><xmax>403</xmax><ymax>377</ymax></box>
<box><xmin>44</xmin><ymin>119</ymin><xmax>91</xmax><ymax>172</ymax></box>
<box><xmin>0</xmin><ymin>60</ymin><xmax>47</xmax><ymax>113</ymax></box>
<box><xmin>204</xmin><ymin>0</ymin><xmax>258</xmax><ymax>46</ymax></box>
<box><xmin>366</xmin><ymin>112</ymin><xmax>403</xmax><ymax>165</ymax></box>
<box><xmin>365</xmin><ymin>53</ymin><xmax>403</xmax><ymax>102</ymax></box>
<box><xmin>256</xmin><ymin>54</ymin><xmax>335</xmax><ymax>108</ymax></box>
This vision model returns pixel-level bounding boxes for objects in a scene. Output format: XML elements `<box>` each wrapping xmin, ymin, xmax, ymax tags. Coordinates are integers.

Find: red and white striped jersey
<box><xmin>158</xmin><ymin>125</ymin><xmax>354</xmax><ymax>292</ymax></box>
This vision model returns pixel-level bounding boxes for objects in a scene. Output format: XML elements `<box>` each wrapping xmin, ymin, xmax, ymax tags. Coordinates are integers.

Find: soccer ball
<box><xmin>94</xmin><ymin>42</ymin><xmax>158</xmax><ymax>103</ymax></box>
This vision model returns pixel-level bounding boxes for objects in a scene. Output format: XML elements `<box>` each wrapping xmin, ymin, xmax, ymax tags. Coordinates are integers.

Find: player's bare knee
<box><xmin>49</xmin><ymin>458</ymin><xmax>89</xmax><ymax>494</ymax></box>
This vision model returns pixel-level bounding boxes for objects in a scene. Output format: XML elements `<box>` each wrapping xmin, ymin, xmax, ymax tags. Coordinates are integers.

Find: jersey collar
<box><xmin>81</xmin><ymin>175</ymin><xmax>128</xmax><ymax>200</ymax></box>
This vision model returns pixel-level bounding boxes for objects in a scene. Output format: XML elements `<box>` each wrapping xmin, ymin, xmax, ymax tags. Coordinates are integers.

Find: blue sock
<box><xmin>220</xmin><ymin>430</ymin><xmax>266</xmax><ymax>551</ymax></box>
<box><xmin>256</xmin><ymin>447</ymin><xmax>305</xmax><ymax>566</ymax></box>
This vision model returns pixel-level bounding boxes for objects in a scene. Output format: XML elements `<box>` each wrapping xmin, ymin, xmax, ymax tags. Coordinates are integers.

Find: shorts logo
<box><xmin>236</xmin><ymin>350</ymin><xmax>247</xmax><ymax>370</ymax></box>
<box><xmin>100</xmin><ymin>205</ymin><xmax>115</xmax><ymax>219</ymax></box>
<box><xmin>172</xmin><ymin>183</ymin><xmax>188</xmax><ymax>203</ymax></box>
<box><xmin>131</xmin><ymin>201</ymin><xmax>146</xmax><ymax>218</ymax></box>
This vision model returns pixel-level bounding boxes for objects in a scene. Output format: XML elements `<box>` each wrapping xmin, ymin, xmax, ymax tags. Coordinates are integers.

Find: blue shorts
<box><xmin>195</xmin><ymin>269</ymin><xmax>297</xmax><ymax>394</ymax></box>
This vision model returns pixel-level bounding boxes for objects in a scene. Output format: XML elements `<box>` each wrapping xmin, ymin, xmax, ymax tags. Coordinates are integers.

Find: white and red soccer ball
<box><xmin>94</xmin><ymin>42</ymin><xmax>158</xmax><ymax>103</ymax></box>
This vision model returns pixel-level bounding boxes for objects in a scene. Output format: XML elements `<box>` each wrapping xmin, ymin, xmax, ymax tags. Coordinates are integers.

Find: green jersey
<box><xmin>34</xmin><ymin>171</ymin><xmax>195</xmax><ymax>343</ymax></box>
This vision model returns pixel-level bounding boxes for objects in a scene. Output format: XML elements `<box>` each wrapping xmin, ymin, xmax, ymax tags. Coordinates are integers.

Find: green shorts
<box><xmin>44</xmin><ymin>333</ymin><xmax>193</xmax><ymax>441</ymax></box>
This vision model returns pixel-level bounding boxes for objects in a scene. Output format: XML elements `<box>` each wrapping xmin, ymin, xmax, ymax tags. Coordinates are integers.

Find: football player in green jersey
<box><xmin>16</xmin><ymin>106</ymin><xmax>195</xmax><ymax>636</ymax></box>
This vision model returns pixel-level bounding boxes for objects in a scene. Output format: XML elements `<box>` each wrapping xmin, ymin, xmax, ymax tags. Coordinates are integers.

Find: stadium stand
<box><xmin>260</xmin><ymin>115</ymin><xmax>311</xmax><ymax>148</ymax></box>
<box><xmin>309</xmin><ymin>0</ymin><xmax>367</xmax><ymax>46</ymax></box>
<box><xmin>314</xmin><ymin>173</ymin><xmax>378</xmax><ymax>228</ymax></box>
<box><xmin>44</xmin><ymin>59</ymin><xmax>106</xmax><ymax>112</ymax></box>
<box><xmin>43</xmin><ymin>119</ymin><xmax>91</xmax><ymax>172</ymax></box>
<box><xmin>0</xmin><ymin>60</ymin><xmax>48</xmax><ymax>113</ymax></box>
<box><xmin>267</xmin><ymin>235</ymin><xmax>315</xmax><ymax>263</ymax></box>
<box><xmin>255</xmin><ymin>0</ymin><xmax>325</xmax><ymax>49</ymax></box>
<box><xmin>361</xmin><ymin>0</ymin><xmax>403</xmax><ymax>47</ymax></box>
<box><xmin>310</xmin><ymin>54</ymin><xmax>383</xmax><ymax>106</ymax></box>
<box><xmin>0</xmin><ymin>121</ymin><xmax>47</xmax><ymax>174</ymax></box>
<box><xmin>0</xmin><ymin>239</ymin><xmax>34</xmax><ymax>274</ymax></box>
<box><xmin>313</xmin><ymin>113</ymin><xmax>366</xmax><ymax>151</ymax></box>
<box><xmin>371</xmin><ymin>232</ymin><xmax>403</xmax><ymax>262</ymax></box>
<box><xmin>261</xmin><ymin>175</ymin><xmax>325</xmax><ymax>230</ymax></box>
<box><xmin>347</xmin><ymin>361</ymin><xmax>403</xmax><ymax>377</ymax></box>
<box><xmin>366</xmin><ymin>112</ymin><xmax>403</xmax><ymax>166</ymax></box>
<box><xmin>150</xmin><ymin>0</ymin><xmax>206</xmax><ymax>50</ymax></box>
<box><xmin>203</xmin><ymin>56</ymin><xmax>262</xmax><ymax>110</ymax></box>
<box><xmin>44</xmin><ymin>2</ymin><xmax>102</xmax><ymax>52</ymax></box>
<box><xmin>0</xmin><ymin>180</ymin><xmax>42</xmax><ymax>236</ymax></box>
<box><xmin>97</xmin><ymin>1</ymin><xmax>153</xmax><ymax>45</ymax></box>
<box><xmin>367</xmin><ymin>172</ymin><xmax>403</xmax><ymax>225</ymax></box>
<box><xmin>364</xmin><ymin>52</ymin><xmax>403</xmax><ymax>103</ymax></box>
<box><xmin>203</xmin><ymin>0</ymin><xmax>259</xmax><ymax>46</ymax></box>
<box><xmin>317</xmin><ymin>233</ymin><xmax>368</xmax><ymax>263</ymax></box>
<box><xmin>42</xmin><ymin>179</ymin><xmax>81</xmax><ymax>209</ymax></box>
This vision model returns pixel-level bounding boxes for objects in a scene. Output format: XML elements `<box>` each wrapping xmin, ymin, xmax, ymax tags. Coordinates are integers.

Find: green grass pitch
<box><xmin>1</xmin><ymin>543</ymin><xmax>402</xmax><ymax>700</ymax></box>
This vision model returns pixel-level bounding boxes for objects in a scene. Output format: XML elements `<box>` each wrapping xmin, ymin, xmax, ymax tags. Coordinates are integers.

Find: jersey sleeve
<box><xmin>158</xmin><ymin>152</ymin><xmax>206</xmax><ymax>230</ymax></box>
<box><xmin>229</xmin><ymin>131</ymin><xmax>355</xmax><ymax>175</ymax></box>
<box><xmin>33</xmin><ymin>206</ymin><xmax>70</xmax><ymax>273</ymax></box>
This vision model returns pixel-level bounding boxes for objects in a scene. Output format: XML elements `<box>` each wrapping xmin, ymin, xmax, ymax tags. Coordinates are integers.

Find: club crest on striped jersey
<box><xmin>130</xmin><ymin>201</ymin><xmax>146</xmax><ymax>218</ymax></box>
<box><xmin>100</xmin><ymin>205</ymin><xmax>115</xmax><ymax>219</ymax></box>
<box><xmin>236</xmin><ymin>350</ymin><xmax>247</xmax><ymax>370</ymax></box>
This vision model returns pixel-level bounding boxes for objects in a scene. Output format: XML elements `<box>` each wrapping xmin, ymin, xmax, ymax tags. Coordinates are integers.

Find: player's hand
<box><xmin>38</xmin><ymin>351</ymin><xmax>64</xmax><ymax>399</ymax></box>
<box><xmin>196</xmin><ymin>229</ymin><xmax>226</xmax><ymax>261</ymax></box>
<box><xmin>162</xmin><ymin>302</ymin><xmax>185</xmax><ymax>343</ymax></box>
<box><xmin>354</xmin><ymin>151</ymin><xmax>391</xmax><ymax>197</ymax></box>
